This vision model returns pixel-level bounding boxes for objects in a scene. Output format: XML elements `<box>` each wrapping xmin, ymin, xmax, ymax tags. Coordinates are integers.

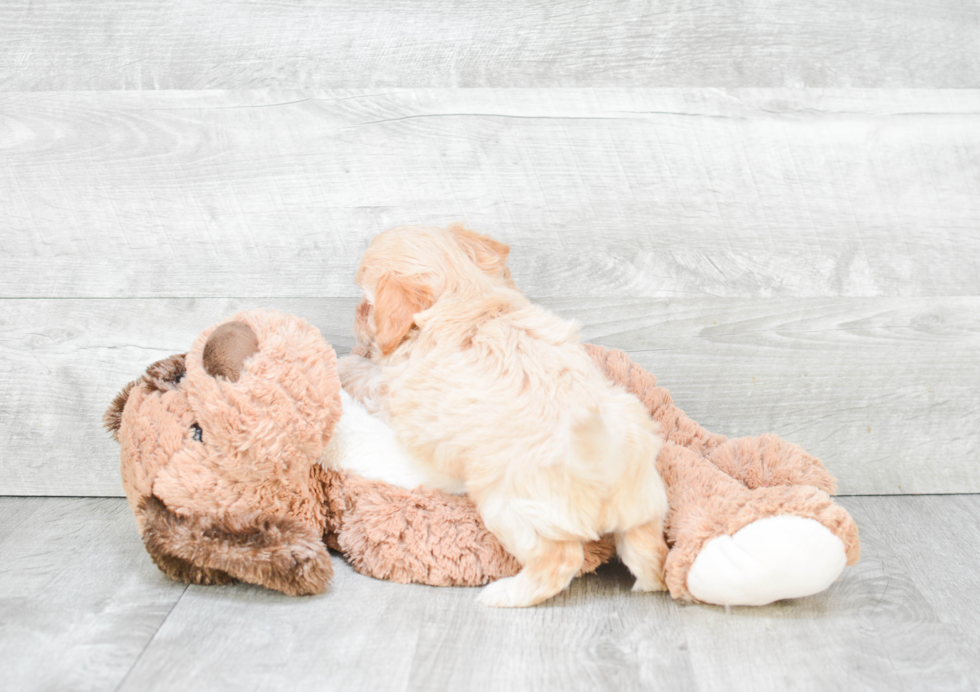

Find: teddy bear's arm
<box><xmin>139</xmin><ymin>494</ymin><xmax>334</xmax><ymax>596</ymax></box>
<box><xmin>319</xmin><ymin>468</ymin><xmax>615</xmax><ymax>587</ymax></box>
<box><xmin>705</xmin><ymin>435</ymin><xmax>838</xmax><ymax>494</ymax></box>
<box><xmin>583</xmin><ymin>344</ymin><xmax>727</xmax><ymax>456</ymax></box>
<box><xmin>585</xmin><ymin>344</ymin><xmax>838</xmax><ymax>493</ymax></box>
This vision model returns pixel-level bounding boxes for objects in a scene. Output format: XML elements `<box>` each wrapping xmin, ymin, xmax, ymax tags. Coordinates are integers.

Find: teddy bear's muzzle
<box><xmin>138</xmin><ymin>494</ymin><xmax>334</xmax><ymax>596</ymax></box>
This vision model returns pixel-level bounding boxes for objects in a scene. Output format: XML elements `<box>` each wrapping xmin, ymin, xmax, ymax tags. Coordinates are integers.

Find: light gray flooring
<box><xmin>1</xmin><ymin>495</ymin><xmax>978</xmax><ymax>692</ymax></box>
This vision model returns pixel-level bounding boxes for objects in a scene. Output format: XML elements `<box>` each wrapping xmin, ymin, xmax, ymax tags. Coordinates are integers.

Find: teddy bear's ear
<box><xmin>103</xmin><ymin>378</ymin><xmax>139</xmax><ymax>442</ymax></box>
<box><xmin>203</xmin><ymin>321</ymin><xmax>259</xmax><ymax>382</ymax></box>
<box><xmin>138</xmin><ymin>495</ymin><xmax>333</xmax><ymax>596</ymax></box>
<box><xmin>104</xmin><ymin>353</ymin><xmax>189</xmax><ymax>442</ymax></box>
<box><xmin>143</xmin><ymin>353</ymin><xmax>187</xmax><ymax>393</ymax></box>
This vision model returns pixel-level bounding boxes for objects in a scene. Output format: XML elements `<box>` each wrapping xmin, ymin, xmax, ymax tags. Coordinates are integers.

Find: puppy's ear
<box><xmin>448</xmin><ymin>224</ymin><xmax>510</xmax><ymax>277</ymax></box>
<box><xmin>374</xmin><ymin>272</ymin><xmax>434</xmax><ymax>355</ymax></box>
<box><xmin>351</xmin><ymin>299</ymin><xmax>374</xmax><ymax>358</ymax></box>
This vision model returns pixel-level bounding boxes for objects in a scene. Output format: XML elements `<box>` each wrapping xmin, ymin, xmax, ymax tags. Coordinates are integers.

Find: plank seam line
<box><xmin>398</xmin><ymin>600</ymin><xmax>435</xmax><ymax>692</ymax></box>
<box><xmin>130</xmin><ymin>92</ymin><xmax>403</xmax><ymax>110</ymax></box>
<box><xmin>113</xmin><ymin>582</ymin><xmax>190</xmax><ymax>692</ymax></box>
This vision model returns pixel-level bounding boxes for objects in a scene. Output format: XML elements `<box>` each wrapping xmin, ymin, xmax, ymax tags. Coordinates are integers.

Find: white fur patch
<box><xmin>320</xmin><ymin>389</ymin><xmax>466</xmax><ymax>494</ymax></box>
<box><xmin>686</xmin><ymin>515</ymin><xmax>847</xmax><ymax>607</ymax></box>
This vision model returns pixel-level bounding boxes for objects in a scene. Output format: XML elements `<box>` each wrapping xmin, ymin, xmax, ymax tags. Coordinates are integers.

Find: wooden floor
<box><xmin>3</xmin><ymin>1</ymin><xmax>979</xmax><ymax>689</ymax></box>
<box><xmin>0</xmin><ymin>495</ymin><xmax>977</xmax><ymax>692</ymax></box>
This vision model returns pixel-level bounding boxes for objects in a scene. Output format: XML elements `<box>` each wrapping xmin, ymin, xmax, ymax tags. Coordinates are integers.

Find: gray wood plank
<box><xmin>858</xmin><ymin>495</ymin><xmax>980</xmax><ymax>687</ymax></box>
<box><xmin>2</xmin><ymin>497</ymin><xmax>979</xmax><ymax>692</ymax></box>
<box><xmin>0</xmin><ymin>496</ymin><xmax>42</xmax><ymax>544</ymax></box>
<box><xmin>402</xmin><ymin>568</ymin><xmax>695</xmax><ymax>692</ymax></box>
<box><xmin>6</xmin><ymin>495</ymin><xmax>965</xmax><ymax>692</ymax></box>
<box><xmin>1</xmin><ymin>1</ymin><xmax>978</xmax><ymax>90</ymax></box>
<box><xmin>118</xmin><ymin>555</ymin><xmax>429</xmax><ymax>692</ymax></box>
<box><xmin>2</xmin><ymin>296</ymin><xmax>977</xmax><ymax>496</ymax></box>
<box><xmin>3</xmin><ymin>89</ymin><xmax>979</xmax><ymax>299</ymax></box>
<box><xmin>118</xmin><ymin>546</ymin><xmax>699</xmax><ymax>691</ymax></box>
<box><xmin>0</xmin><ymin>497</ymin><xmax>187</xmax><ymax>692</ymax></box>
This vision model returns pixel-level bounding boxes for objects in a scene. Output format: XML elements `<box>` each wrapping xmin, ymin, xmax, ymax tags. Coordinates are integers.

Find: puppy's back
<box><xmin>392</xmin><ymin>294</ymin><xmax>665</xmax><ymax>525</ymax></box>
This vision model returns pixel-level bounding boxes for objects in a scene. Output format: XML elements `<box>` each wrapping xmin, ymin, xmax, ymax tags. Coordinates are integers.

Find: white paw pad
<box><xmin>687</xmin><ymin>516</ymin><xmax>847</xmax><ymax>607</ymax></box>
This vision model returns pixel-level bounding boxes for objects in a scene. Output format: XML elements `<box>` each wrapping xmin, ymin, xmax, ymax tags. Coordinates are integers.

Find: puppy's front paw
<box><xmin>336</xmin><ymin>354</ymin><xmax>368</xmax><ymax>385</ymax></box>
<box><xmin>477</xmin><ymin>577</ymin><xmax>537</xmax><ymax>608</ymax></box>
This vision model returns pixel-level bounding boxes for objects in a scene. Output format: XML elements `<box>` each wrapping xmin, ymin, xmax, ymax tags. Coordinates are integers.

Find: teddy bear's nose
<box><xmin>191</xmin><ymin>424</ymin><xmax>203</xmax><ymax>443</ymax></box>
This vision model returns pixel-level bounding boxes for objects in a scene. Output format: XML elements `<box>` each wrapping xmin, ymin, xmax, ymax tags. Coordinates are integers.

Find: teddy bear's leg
<box><xmin>584</xmin><ymin>344</ymin><xmax>728</xmax><ymax>456</ymax></box>
<box><xmin>706</xmin><ymin>434</ymin><xmax>838</xmax><ymax>494</ymax></box>
<box><xmin>685</xmin><ymin>514</ymin><xmax>850</xmax><ymax>607</ymax></box>
<box><xmin>586</xmin><ymin>345</ymin><xmax>835</xmax><ymax>494</ymax></box>
<box><xmin>658</xmin><ymin>442</ymin><xmax>859</xmax><ymax>606</ymax></box>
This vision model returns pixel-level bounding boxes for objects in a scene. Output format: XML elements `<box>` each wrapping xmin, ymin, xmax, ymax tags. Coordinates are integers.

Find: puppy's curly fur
<box><xmin>339</xmin><ymin>224</ymin><xmax>669</xmax><ymax>607</ymax></box>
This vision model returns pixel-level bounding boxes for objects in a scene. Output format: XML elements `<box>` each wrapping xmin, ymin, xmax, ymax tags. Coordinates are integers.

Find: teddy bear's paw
<box><xmin>686</xmin><ymin>515</ymin><xmax>847</xmax><ymax>607</ymax></box>
<box><xmin>270</xmin><ymin>546</ymin><xmax>334</xmax><ymax>597</ymax></box>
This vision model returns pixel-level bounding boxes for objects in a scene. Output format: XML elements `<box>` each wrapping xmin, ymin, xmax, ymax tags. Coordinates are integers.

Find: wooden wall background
<box><xmin>1</xmin><ymin>1</ymin><xmax>978</xmax><ymax>496</ymax></box>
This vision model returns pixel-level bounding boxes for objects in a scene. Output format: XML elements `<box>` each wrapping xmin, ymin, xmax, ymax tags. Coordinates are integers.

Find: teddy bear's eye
<box><xmin>191</xmin><ymin>424</ymin><xmax>203</xmax><ymax>443</ymax></box>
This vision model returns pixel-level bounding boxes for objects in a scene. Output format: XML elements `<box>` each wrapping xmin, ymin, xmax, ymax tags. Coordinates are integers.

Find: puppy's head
<box><xmin>355</xmin><ymin>223</ymin><xmax>513</xmax><ymax>356</ymax></box>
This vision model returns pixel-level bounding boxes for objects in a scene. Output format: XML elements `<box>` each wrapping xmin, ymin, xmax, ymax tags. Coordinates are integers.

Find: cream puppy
<box><xmin>338</xmin><ymin>224</ymin><xmax>669</xmax><ymax>607</ymax></box>
<box><xmin>320</xmin><ymin>389</ymin><xmax>467</xmax><ymax>494</ymax></box>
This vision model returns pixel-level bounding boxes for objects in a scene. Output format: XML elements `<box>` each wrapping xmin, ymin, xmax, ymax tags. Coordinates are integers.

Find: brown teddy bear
<box><xmin>104</xmin><ymin>309</ymin><xmax>859</xmax><ymax>606</ymax></box>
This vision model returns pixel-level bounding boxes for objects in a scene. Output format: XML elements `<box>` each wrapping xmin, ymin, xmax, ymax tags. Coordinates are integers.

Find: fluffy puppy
<box><xmin>339</xmin><ymin>223</ymin><xmax>668</xmax><ymax>607</ymax></box>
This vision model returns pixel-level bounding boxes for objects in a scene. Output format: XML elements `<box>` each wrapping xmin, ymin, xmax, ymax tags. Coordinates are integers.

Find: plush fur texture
<box><xmin>202</xmin><ymin>321</ymin><xmax>259</xmax><ymax>382</ymax></box>
<box><xmin>340</xmin><ymin>224</ymin><xmax>670</xmax><ymax>607</ymax></box>
<box><xmin>107</xmin><ymin>310</ymin><xmax>341</xmax><ymax>592</ymax></box>
<box><xmin>107</xmin><ymin>307</ymin><xmax>860</xmax><ymax>605</ymax></box>
<box><xmin>321</xmin><ymin>468</ymin><xmax>616</xmax><ymax>586</ymax></box>
<box><xmin>583</xmin><ymin>345</ymin><xmax>860</xmax><ymax>602</ymax></box>
<box><xmin>140</xmin><ymin>493</ymin><xmax>332</xmax><ymax>596</ymax></box>
<box><xmin>327</xmin><ymin>343</ymin><xmax>860</xmax><ymax>602</ymax></box>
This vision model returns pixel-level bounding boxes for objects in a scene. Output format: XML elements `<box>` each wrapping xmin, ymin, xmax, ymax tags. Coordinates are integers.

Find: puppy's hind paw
<box><xmin>631</xmin><ymin>575</ymin><xmax>667</xmax><ymax>593</ymax></box>
<box><xmin>477</xmin><ymin>576</ymin><xmax>542</xmax><ymax>608</ymax></box>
